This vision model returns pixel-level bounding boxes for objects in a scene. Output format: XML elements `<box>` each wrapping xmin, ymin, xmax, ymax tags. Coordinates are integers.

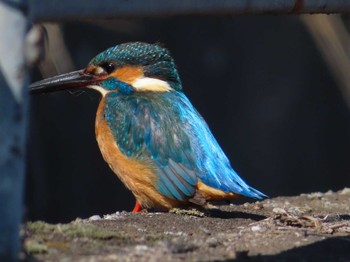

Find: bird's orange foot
<box><xmin>132</xmin><ymin>201</ymin><xmax>142</xmax><ymax>213</ymax></box>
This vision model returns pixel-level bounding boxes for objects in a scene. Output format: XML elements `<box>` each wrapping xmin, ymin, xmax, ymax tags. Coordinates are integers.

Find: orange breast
<box><xmin>95</xmin><ymin>97</ymin><xmax>181</xmax><ymax>209</ymax></box>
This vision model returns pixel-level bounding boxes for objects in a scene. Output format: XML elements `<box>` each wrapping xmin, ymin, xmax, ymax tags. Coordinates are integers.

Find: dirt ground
<box><xmin>23</xmin><ymin>189</ymin><xmax>350</xmax><ymax>261</ymax></box>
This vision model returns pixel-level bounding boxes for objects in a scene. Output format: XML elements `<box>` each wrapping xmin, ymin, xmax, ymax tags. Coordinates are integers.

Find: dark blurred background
<box><xmin>27</xmin><ymin>15</ymin><xmax>350</xmax><ymax>223</ymax></box>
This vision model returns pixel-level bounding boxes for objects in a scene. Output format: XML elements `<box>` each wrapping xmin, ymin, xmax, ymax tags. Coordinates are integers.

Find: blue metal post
<box><xmin>0</xmin><ymin>1</ymin><xmax>28</xmax><ymax>261</ymax></box>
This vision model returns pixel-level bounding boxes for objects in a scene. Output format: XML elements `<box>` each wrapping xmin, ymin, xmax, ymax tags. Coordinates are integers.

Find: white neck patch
<box><xmin>87</xmin><ymin>85</ymin><xmax>108</xmax><ymax>96</ymax></box>
<box><xmin>87</xmin><ymin>77</ymin><xmax>172</xmax><ymax>96</ymax></box>
<box><xmin>132</xmin><ymin>77</ymin><xmax>172</xmax><ymax>92</ymax></box>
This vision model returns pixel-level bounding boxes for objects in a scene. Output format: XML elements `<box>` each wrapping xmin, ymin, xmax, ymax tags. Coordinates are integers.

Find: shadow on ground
<box><xmin>246</xmin><ymin>237</ymin><xmax>350</xmax><ymax>262</ymax></box>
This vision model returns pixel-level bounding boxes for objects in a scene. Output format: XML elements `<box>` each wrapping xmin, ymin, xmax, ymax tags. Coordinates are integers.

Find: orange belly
<box><xmin>95</xmin><ymin>98</ymin><xmax>181</xmax><ymax>209</ymax></box>
<box><xmin>95</xmin><ymin>98</ymin><xmax>240</xmax><ymax>209</ymax></box>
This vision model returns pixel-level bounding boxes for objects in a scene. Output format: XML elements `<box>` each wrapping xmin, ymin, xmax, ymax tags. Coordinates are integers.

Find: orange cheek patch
<box><xmin>110</xmin><ymin>66</ymin><xmax>144</xmax><ymax>85</ymax></box>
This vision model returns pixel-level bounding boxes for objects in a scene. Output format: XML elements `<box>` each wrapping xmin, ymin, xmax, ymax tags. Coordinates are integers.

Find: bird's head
<box><xmin>30</xmin><ymin>42</ymin><xmax>182</xmax><ymax>95</ymax></box>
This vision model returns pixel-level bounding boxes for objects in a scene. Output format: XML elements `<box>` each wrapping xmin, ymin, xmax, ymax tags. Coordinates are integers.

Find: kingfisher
<box><xmin>30</xmin><ymin>42</ymin><xmax>266</xmax><ymax>212</ymax></box>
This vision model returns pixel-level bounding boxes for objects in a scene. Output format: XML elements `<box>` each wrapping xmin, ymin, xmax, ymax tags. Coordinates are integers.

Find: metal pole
<box><xmin>29</xmin><ymin>0</ymin><xmax>350</xmax><ymax>22</ymax></box>
<box><xmin>0</xmin><ymin>1</ymin><xmax>28</xmax><ymax>260</ymax></box>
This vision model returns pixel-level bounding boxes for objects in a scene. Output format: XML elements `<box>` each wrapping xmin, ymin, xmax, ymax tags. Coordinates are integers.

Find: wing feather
<box><xmin>104</xmin><ymin>91</ymin><xmax>266</xmax><ymax>202</ymax></box>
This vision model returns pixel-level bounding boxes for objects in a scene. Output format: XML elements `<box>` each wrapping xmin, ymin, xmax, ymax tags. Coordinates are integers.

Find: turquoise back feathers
<box><xmin>104</xmin><ymin>89</ymin><xmax>267</xmax><ymax>201</ymax></box>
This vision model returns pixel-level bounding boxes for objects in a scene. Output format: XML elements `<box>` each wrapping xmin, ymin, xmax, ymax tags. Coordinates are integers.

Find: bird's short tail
<box><xmin>245</xmin><ymin>186</ymin><xmax>268</xmax><ymax>200</ymax></box>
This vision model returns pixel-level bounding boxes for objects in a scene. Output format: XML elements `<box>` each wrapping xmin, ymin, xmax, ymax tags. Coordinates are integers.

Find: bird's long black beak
<box><xmin>30</xmin><ymin>70</ymin><xmax>97</xmax><ymax>94</ymax></box>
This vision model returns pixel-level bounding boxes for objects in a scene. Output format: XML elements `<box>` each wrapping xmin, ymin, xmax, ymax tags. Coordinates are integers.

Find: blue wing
<box><xmin>104</xmin><ymin>91</ymin><xmax>266</xmax><ymax>201</ymax></box>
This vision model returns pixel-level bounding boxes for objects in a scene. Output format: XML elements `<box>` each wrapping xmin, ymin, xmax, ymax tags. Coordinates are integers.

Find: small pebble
<box><xmin>306</xmin><ymin>192</ymin><xmax>324</xmax><ymax>199</ymax></box>
<box><xmin>340</xmin><ymin>188</ymin><xmax>350</xmax><ymax>195</ymax></box>
<box><xmin>252</xmin><ymin>203</ymin><xmax>263</xmax><ymax>210</ymax></box>
<box><xmin>294</xmin><ymin>241</ymin><xmax>301</xmax><ymax>247</ymax></box>
<box><xmin>287</xmin><ymin>206</ymin><xmax>313</xmax><ymax>216</ymax></box>
<box><xmin>103</xmin><ymin>214</ymin><xmax>114</xmax><ymax>220</ymax></box>
<box><xmin>134</xmin><ymin>245</ymin><xmax>149</xmax><ymax>252</ymax></box>
<box><xmin>272</xmin><ymin>207</ymin><xmax>287</xmax><ymax>214</ymax></box>
<box><xmin>206</xmin><ymin>237</ymin><xmax>219</xmax><ymax>247</ymax></box>
<box><xmin>88</xmin><ymin>215</ymin><xmax>101</xmax><ymax>221</ymax></box>
<box><xmin>251</xmin><ymin>225</ymin><xmax>263</xmax><ymax>232</ymax></box>
<box><xmin>325</xmin><ymin>190</ymin><xmax>333</xmax><ymax>196</ymax></box>
<box><xmin>199</xmin><ymin>227</ymin><xmax>211</xmax><ymax>235</ymax></box>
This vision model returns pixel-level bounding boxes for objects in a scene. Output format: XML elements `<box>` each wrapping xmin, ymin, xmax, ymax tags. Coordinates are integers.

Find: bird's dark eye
<box><xmin>101</xmin><ymin>62</ymin><xmax>115</xmax><ymax>74</ymax></box>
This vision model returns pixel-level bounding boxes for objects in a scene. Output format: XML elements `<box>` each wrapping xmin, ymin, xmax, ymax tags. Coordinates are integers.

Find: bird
<box><xmin>30</xmin><ymin>42</ymin><xmax>266</xmax><ymax>212</ymax></box>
